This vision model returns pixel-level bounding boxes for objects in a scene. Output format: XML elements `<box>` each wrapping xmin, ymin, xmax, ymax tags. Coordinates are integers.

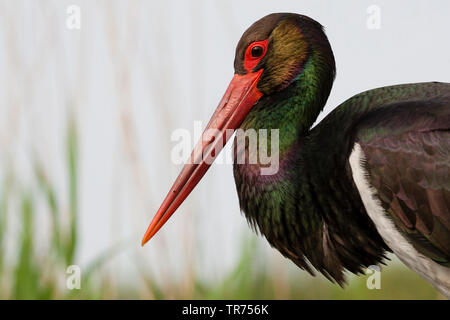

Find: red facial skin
<box><xmin>244</xmin><ymin>39</ymin><xmax>268</xmax><ymax>72</ymax></box>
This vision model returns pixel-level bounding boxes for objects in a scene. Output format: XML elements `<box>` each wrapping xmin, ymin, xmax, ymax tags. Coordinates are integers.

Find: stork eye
<box><xmin>251</xmin><ymin>46</ymin><xmax>264</xmax><ymax>58</ymax></box>
<box><xmin>243</xmin><ymin>39</ymin><xmax>268</xmax><ymax>72</ymax></box>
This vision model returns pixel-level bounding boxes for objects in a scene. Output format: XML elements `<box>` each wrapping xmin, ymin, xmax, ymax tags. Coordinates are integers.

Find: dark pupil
<box><xmin>251</xmin><ymin>46</ymin><xmax>263</xmax><ymax>58</ymax></box>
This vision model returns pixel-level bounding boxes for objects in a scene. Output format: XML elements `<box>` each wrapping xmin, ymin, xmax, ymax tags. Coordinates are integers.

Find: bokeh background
<box><xmin>0</xmin><ymin>0</ymin><xmax>449</xmax><ymax>299</ymax></box>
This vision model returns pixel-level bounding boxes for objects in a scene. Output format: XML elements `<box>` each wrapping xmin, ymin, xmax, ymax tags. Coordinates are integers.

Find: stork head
<box><xmin>141</xmin><ymin>13</ymin><xmax>335</xmax><ymax>245</ymax></box>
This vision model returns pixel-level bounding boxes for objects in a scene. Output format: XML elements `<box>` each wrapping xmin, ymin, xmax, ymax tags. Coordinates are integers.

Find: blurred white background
<box><xmin>0</xmin><ymin>0</ymin><xmax>448</xmax><ymax>289</ymax></box>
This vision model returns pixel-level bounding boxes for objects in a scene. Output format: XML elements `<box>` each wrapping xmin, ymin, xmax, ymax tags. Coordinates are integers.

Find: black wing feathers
<box><xmin>356</xmin><ymin>97</ymin><xmax>450</xmax><ymax>266</ymax></box>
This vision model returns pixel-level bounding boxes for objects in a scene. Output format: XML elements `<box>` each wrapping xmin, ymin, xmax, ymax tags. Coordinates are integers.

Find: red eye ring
<box><xmin>244</xmin><ymin>39</ymin><xmax>268</xmax><ymax>72</ymax></box>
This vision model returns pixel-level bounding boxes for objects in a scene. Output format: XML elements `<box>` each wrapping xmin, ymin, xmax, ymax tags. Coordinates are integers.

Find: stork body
<box><xmin>143</xmin><ymin>13</ymin><xmax>450</xmax><ymax>297</ymax></box>
<box><xmin>234</xmin><ymin>80</ymin><xmax>450</xmax><ymax>295</ymax></box>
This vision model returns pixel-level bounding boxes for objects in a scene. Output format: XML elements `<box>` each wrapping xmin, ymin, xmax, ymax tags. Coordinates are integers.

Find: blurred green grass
<box><xmin>0</xmin><ymin>117</ymin><xmax>444</xmax><ymax>300</ymax></box>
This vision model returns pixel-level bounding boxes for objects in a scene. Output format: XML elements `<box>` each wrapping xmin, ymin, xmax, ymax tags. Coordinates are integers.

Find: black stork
<box><xmin>142</xmin><ymin>13</ymin><xmax>450</xmax><ymax>297</ymax></box>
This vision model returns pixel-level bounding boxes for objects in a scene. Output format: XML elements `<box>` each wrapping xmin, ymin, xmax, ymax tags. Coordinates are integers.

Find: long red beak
<box><xmin>141</xmin><ymin>70</ymin><xmax>263</xmax><ymax>246</ymax></box>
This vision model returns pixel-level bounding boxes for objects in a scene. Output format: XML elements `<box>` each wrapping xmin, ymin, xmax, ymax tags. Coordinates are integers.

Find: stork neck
<box><xmin>240</xmin><ymin>53</ymin><xmax>334</xmax><ymax>154</ymax></box>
